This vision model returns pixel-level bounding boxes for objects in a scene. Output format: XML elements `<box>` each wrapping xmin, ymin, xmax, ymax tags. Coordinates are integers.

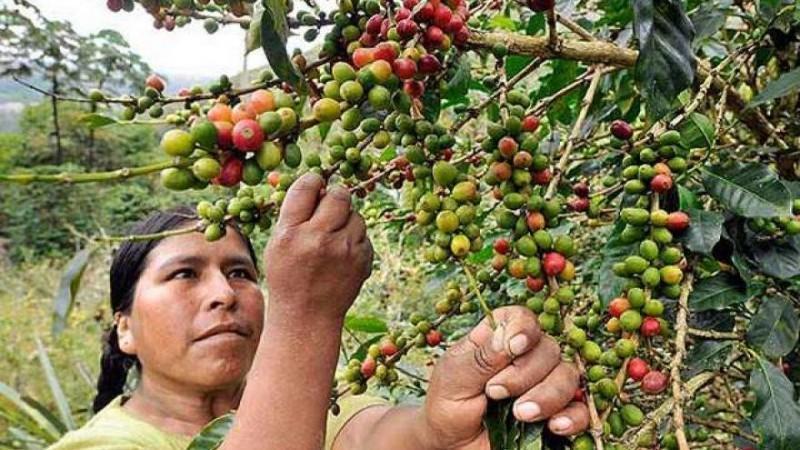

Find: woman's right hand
<box><xmin>264</xmin><ymin>172</ymin><xmax>373</xmax><ymax>322</ymax></box>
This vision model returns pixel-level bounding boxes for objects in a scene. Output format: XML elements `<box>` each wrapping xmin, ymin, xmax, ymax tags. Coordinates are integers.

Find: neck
<box><xmin>123</xmin><ymin>372</ymin><xmax>245</xmax><ymax>437</ymax></box>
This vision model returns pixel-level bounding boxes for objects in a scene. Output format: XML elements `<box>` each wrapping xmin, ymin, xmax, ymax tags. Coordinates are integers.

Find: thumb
<box><xmin>431</xmin><ymin>307</ymin><xmax>542</xmax><ymax>399</ymax></box>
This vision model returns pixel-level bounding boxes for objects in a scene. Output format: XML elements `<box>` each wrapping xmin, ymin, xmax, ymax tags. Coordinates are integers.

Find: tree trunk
<box><xmin>51</xmin><ymin>73</ymin><xmax>63</xmax><ymax>165</ymax></box>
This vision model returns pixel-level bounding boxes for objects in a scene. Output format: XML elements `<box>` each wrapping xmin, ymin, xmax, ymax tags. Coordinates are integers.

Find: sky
<box><xmin>26</xmin><ymin>0</ymin><xmax>314</xmax><ymax>79</ymax></box>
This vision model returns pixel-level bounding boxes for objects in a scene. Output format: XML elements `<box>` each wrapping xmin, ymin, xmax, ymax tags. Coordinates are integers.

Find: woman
<box><xmin>50</xmin><ymin>173</ymin><xmax>589</xmax><ymax>450</ymax></box>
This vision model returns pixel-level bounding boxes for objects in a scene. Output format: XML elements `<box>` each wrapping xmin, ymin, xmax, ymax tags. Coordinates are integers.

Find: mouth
<box><xmin>195</xmin><ymin>322</ymin><xmax>252</xmax><ymax>342</ymax></box>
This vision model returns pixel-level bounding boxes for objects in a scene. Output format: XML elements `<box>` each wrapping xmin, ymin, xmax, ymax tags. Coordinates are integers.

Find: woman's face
<box><xmin>117</xmin><ymin>225</ymin><xmax>264</xmax><ymax>392</ymax></box>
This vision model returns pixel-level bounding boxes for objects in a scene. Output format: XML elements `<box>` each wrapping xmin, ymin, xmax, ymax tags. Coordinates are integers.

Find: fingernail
<box><xmin>486</xmin><ymin>385</ymin><xmax>510</xmax><ymax>400</ymax></box>
<box><xmin>491</xmin><ymin>326</ymin><xmax>506</xmax><ymax>352</ymax></box>
<box><xmin>515</xmin><ymin>402</ymin><xmax>541</xmax><ymax>421</ymax></box>
<box><xmin>551</xmin><ymin>416</ymin><xmax>573</xmax><ymax>432</ymax></box>
<box><xmin>329</xmin><ymin>186</ymin><xmax>350</xmax><ymax>200</ymax></box>
<box><xmin>509</xmin><ymin>334</ymin><xmax>529</xmax><ymax>356</ymax></box>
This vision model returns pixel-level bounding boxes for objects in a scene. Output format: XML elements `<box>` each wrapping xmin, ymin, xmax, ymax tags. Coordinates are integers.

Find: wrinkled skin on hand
<box><xmin>420</xmin><ymin>306</ymin><xmax>591</xmax><ymax>450</ymax></box>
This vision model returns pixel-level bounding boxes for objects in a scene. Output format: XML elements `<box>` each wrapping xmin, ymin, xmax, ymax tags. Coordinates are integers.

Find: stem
<box><xmin>100</xmin><ymin>222</ymin><xmax>203</xmax><ymax>243</ymax></box>
<box><xmin>51</xmin><ymin>73</ymin><xmax>63</xmax><ymax>164</ymax></box>
<box><xmin>670</xmin><ymin>271</ymin><xmax>694</xmax><ymax>450</ymax></box>
<box><xmin>0</xmin><ymin>158</ymin><xmax>191</xmax><ymax>184</ymax></box>
<box><xmin>462</xmin><ymin>263</ymin><xmax>496</xmax><ymax>329</ymax></box>
<box><xmin>575</xmin><ymin>356</ymin><xmax>605</xmax><ymax>450</ymax></box>
<box><xmin>544</xmin><ymin>68</ymin><xmax>603</xmax><ymax>200</ymax></box>
<box><xmin>546</xmin><ymin>8</ymin><xmax>559</xmax><ymax>49</ymax></box>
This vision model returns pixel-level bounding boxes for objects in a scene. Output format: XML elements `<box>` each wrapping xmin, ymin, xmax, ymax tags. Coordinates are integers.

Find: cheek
<box><xmin>132</xmin><ymin>285</ymin><xmax>197</xmax><ymax>357</ymax></box>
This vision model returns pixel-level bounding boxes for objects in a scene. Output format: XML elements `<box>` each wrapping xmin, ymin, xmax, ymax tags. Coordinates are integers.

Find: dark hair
<box><xmin>92</xmin><ymin>205</ymin><xmax>258</xmax><ymax>413</ymax></box>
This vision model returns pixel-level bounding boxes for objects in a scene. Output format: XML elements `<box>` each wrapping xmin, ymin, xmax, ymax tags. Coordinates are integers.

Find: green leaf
<box><xmin>685</xmin><ymin>340</ymin><xmax>734</xmax><ymax>377</ymax></box>
<box><xmin>680</xmin><ymin>208</ymin><xmax>723</xmax><ymax>254</ymax></box>
<box><xmin>34</xmin><ymin>337</ymin><xmax>75</xmax><ymax>431</ymax></box>
<box><xmin>259</xmin><ymin>0</ymin><xmax>306</xmax><ymax>93</ymax></box>
<box><xmin>701</xmin><ymin>163</ymin><xmax>792</xmax><ymax>218</ymax></box>
<box><xmin>0</xmin><ymin>382</ymin><xmax>62</xmax><ymax>443</ymax></box>
<box><xmin>679</xmin><ymin>112</ymin><xmax>715</xmax><ymax>149</ymax></box>
<box><xmin>79</xmin><ymin>113</ymin><xmax>118</xmax><ymax>129</ymax></box>
<box><xmin>690</xmin><ymin>2</ymin><xmax>727</xmax><ymax>43</ymax></box>
<box><xmin>52</xmin><ymin>248</ymin><xmax>92</xmax><ymax>336</ymax></box>
<box><xmin>444</xmin><ymin>55</ymin><xmax>471</xmax><ymax>102</ymax></box>
<box><xmin>750</xmin><ymin>67</ymin><xmax>800</xmax><ymax>106</ymax></box>
<box><xmin>245</xmin><ymin>1</ymin><xmax>264</xmax><ymax>54</ymax></box>
<box><xmin>318</xmin><ymin>121</ymin><xmax>332</xmax><ymax>142</ymax></box>
<box><xmin>689</xmin><ymin>272</ymin><xmax>748</xmax><ymax>311</ymax></box>
<box><xmin>488</xmin><ymin>15</ymin><xmax>517</xmax><ymax>31</ymax></box>
<box><xmin>751</xmin><ymin>235</ymin><xmax>800</xmax><ymax>280</ymax></box>
<box><xmin>485</xmin><ymin>399</ymin><xmax>512</xmax><ymax>449</ymax></box>
<box><xmin>597</xmin><ymin>222</ymin><xmax>636</xmax><ymax>307</ymax></box>
<box><xmin>505</xmin><ymin>55</ymin><xmax>534</xmax><ymax>79</ymax></box>
<box><xmin>344</xmin><ymin>315</ymin><xmax>388</xmax><ymax>333</ymax></box>
<box><xmin>421</xmin><ymin>88</ymin><xmax>441</xmax><ymax>123</ymax></box>
<box><xmin>379</xmin><ymin>146</ymin><xmax>397</xmax><ymax>162</ymax></box>
<box><xmin>749</xmin><ymin>354</ymin><xmax>800</xmax><ymax>449</ymax></box>
<box><xmin>632</xmin><ymin>0</ymin><xmax>697</xmax><ymax>120</ymax></box>
<box><xmin>516</xmin><ymin>422</ymin><xmax>544</xmax><ymax>450</ymax></box>
<box><xmin>747</xmin><ymin>297</ymin><xmax>800</xmax><ymax>358</ymax></box>
<box><xmin>188</xmin><ymin>414</ymin><xmax>233</xmax><ymax>450</ymax></box>
<box><xmin>678</xmin><ymin>185</ymin><xmax>700</xmax><ymax>210</ymax></box>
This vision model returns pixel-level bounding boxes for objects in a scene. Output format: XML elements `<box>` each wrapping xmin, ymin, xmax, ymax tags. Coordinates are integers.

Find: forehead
<box><xmin>144</xmin><ymin>226</ymin><xmax>254</xmax><ymax>269</ymax></box>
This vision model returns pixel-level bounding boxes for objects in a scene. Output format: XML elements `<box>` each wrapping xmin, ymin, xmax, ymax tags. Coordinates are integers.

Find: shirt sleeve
<box><xmin>324</xmin><ymin>395</ymin><xmax>391</xmax><ymax>450</ymax></box>
<box><xmin>46</xmin><ymin>431</ymin><xmax>146</xmax><ymax>450</ymax></box>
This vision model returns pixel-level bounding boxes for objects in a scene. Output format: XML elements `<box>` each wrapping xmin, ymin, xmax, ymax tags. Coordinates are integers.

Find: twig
<box><xmin>0</xmin><ymin>158</ymin><xmax>191</xmax><ymax>184</ymax></box>
<box><xmin>546</xmin><ymin>8</ymin><xmax>559</xmax><ymax>49</ymax></box>
<box><xmin>544</xmin><ymin>68</ymin><xmax>603</xmax><ymax>199</ymax></box>
<box><xmin>462</xmin><ymin>263</ymin><xmax>496</xmax><ymax>329</ymax></box>
<box><xmin>687</xmin><ymin>415</ymin><xmax>760</xmax><ymax>443</ymax></box>
<box><xmin>575</xmin><ymin>356</ymin><xmax>605</xmax><ymax>450</ymax></box>
<box><xmin>556</xmin><ymin>13</ymin><xmax>596</xmax><ymax>41</ymax></box>
<box><xmin>670</xmin><ymin>271</ymin><xmax>695</xmax><ymax>450</ymax></box>
<box><xmin>687</xmin><ymin>328</ymin><xmax>741</xmax><ymax>340</ymax></box>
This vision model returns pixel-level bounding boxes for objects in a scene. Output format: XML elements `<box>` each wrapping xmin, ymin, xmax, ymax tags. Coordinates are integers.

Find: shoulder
<box><xmin>324</xmin><ymin>395</ymin><xmax>390</xmax><ymax>450</ymax></box>
<box><xmin>47</xmin><ymin>396</ymin><xmax>191</xmax><ymax>450</ymax></box>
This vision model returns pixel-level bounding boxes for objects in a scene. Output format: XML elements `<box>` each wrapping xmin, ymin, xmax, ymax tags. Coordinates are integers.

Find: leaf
<box><xmin>749</xmin><ymin>354</ymin><xmax>800</xmax><ymax>450</ymax></box>
<box><xmin>505</xmin><ymin>55</ymin><xmax>534</xmax><ymax>79</ymax></box>
<box><xmin>34</xmin><ymin>337</ymin><xmax>75</xmax><ymax>431</ymax></box>
<box><xmin>344</xmin><ymin>315</ymin><xmax>388</xmax><ymax>333</ymax></box>
<box><xmin>750</xmin><ymin>67</ymin><xmax>800</xmax><ymax>106</ymax></box>
<box><xmin>517</xmin><ymin>422</ymin><xmax>544</xmax><ymax>450</ymax></box>
<box><xmin>596</xmin><ymin>222</ymin><xmax>636</xmax><ymax>307</ymax></box>
<box><xmin>0</xmin><ymin>382</ymin><xmax>62</xmax><ymax>443</ymax></box>
<box><xmin>317</xmin><ymin>121</ymin><xmax>332</xmax><ymax>142</ymax></box>
<box><xmin>689</xmin><ymin>272</ymin><xmax>748</xmax><ymax>311</ymax></box>
<box><xmin>679</xmin><ymin>113</ymin><xmax>715</xmax><ymax>149</ymax></box>
<box><xmin>379</xmin><ymin>146</ymin><xmax>397</xmax><ymax>162</ymax></box>
<box><xmin>79</xmin><ymin>113</ymin><xmax>118</xmax><ymax>129</ymax></box>
<box><xmin>485</xmin><ymin>399</ymin><xmax>512</xmax><ymax>449</ymax></box>
<box><xmin>701</xmin><ymin>163</ymin><xmax>792</xmax><ymax>218</ymax></box>
<box><xmin>678</xmin><ymin>185</ymin><xmax>700</xmax><ymax>210</ymax></box>
<box><xmin>747</xmin><ymin>297</ymin><xmax>800</xmax><ymax>358</ymax></box>
<box><xmin>632</xmin><ymin>0</ymin><xmax>697</xmax><ymax>121</ymax></box>
<box><xmin>751</xmin><ymin>235</ymin><xmax>800</xmax><ymax>280</ymax></box>
<box><xmin>52</xmin><ymin>248</ymin><xmax>92</xmax><ymax>336</ymax></box>
<box><xmin>690</xmin><ymin>2</ymin><xmax>727</xmax><ymax>44</ymax></box>
<box><xmin>421</xmin><ymin>87</ymin><xmax>441</xmax><ymax>123</ymax></box>
<box><xmin>680</xmin><ymin>208</ymin><xmax>723</xmax><ymax>254</ymax></box>
<box><xmin>259</xmin><ymin>0</ymin><xmax>306</xmax><ymax>93</ymax></box>
<box><xmin>685</xmin><ymin>340</ymin><xmax>733</xmax><ymax>377</ymax></box>
<box><xmin>444</xmin><ymin>54</ymin><xmax>471</xmax><ymax>102</ymax></box>
<box><xmin>488</xmin><ymin>15</ymin><xmax>517</xmax><ymax>31</ymax></box>
<box><xmin>245</xmin><ymin>1</ymin><xmax>264</xmax><ymax>54</ymax></box>
<box><xmin>187</xmin><ymin>414</ymin><xmax>234</xmax><ymax>450</ymax></box>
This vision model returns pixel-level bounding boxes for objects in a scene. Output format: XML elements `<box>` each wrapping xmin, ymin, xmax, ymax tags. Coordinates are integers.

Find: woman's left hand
<box><xmin>417</xmin><ymin>306</ymin><xmax>591</xmax><ymax>450</ymax></box>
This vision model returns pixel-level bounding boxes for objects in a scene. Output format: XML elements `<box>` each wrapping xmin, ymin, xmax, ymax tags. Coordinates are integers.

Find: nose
<box><xmin>204</xmin><ymin>270</ymin><xmax>238</xmax><ymax>311</ymax></box>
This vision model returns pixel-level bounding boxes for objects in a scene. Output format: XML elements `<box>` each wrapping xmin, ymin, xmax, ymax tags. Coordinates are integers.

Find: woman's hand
<box><xmin>418</xmin><ymin>306</ymin><xmax>590</xmax><ymax>450</ymax></box>
<box><xmin>264</xmin><ymin>173</ymin><xmax>373</xmax><ymax>321</ymax></box>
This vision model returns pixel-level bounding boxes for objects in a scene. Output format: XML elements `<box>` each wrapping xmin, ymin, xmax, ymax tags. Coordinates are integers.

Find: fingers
<box><xmin>310</xmin><ymin>185</ymin><xmax>352</xmax><ymax>231</ymax></box>
<box><xmin>513</xmin><ymin>362</ymin><xmax>580</xmax><ymax>423</ymax></box>
<box><xmin>431</xmin><ymin>306</ymin><xmax>542</xmax><ymax>399</ymax></box>
<box><xmin>484</xmin><ymin>336</ymin><xmax>561</xmax><ymax>400</ymax></box>
<box><xmin>277</xmin><ymin>173</ymin><xmax>324</xmax><ymax>227</ymax></box>
<box><xmin>342</xmin><ymin>211</ymin><xmax>367</xmax><ymax>244</ymax></box>
<box><xmin>547</xmin><ymin>402</ymin><xmax>590</xmax><ymax>436</ymax></box>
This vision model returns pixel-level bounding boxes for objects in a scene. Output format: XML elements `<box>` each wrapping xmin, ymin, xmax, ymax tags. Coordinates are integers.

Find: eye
<box><xmin>170</xmin><ymin>268</ymin><xmax>196</xmax><ymax>280</ymax></box>
<box><xmin>229</xmin><ymin>268</ymin><xmax>255</xmax><ymax>280</ymax></box>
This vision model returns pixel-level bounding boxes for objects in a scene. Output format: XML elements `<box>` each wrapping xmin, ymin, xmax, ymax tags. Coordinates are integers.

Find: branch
<box><xmin>544</xmin><ymin>67</ymin><xmax>603</xmax><ymax>199</ymax></box>
<box><xmin>0</xmin><ymin>158</ymin><xmax>190</xmax><ymax>184</ymax></box>
<box><xmin>669</xmin><ymin>271</ymin><xmax>695</xmax><ymax>450</ymax></box>
<box><xmin>467</xmin><ymin>30</ymin><xmax>779</xmax><ymax>145</ymax></box>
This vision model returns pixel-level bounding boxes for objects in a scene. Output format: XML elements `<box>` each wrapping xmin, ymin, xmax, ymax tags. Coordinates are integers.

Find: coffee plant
<box><xmin>2</xmin><ymin>0</ymin><xmax>800</xmax><ymax>449</ymax></box>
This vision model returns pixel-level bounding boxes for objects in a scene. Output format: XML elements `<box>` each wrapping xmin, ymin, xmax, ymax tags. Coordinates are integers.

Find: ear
<box><xmin>115</xmin><ymin>312</ymin><xmax>137</xmax><ymax>356</ymax></box>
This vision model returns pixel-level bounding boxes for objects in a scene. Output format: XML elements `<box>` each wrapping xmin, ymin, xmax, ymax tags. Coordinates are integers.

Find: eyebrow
<box><xmin>156</xmin><ymin>254</ymin><xmax>256</xmax><ymax>272</ymax></box>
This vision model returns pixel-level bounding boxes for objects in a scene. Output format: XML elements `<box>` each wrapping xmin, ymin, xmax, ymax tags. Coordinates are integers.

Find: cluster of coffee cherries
<box><xmin>563</xmin><ymin>126</ymin><xmax>696</xmax><ymax>449</ymax></box>
<box><xmin>338</xmin><ymin>282</ymin><xmax>466</xmax><ymax>394</ymax></box>
<box><xmin>108</xmin><ymin>0</ymin><xmax>254</xmax><ymax>32</ymax></box>
<box><xmin>747</xmin><ymin>198</ymin><xmax>800</xmax><ymax>237</ymax></box>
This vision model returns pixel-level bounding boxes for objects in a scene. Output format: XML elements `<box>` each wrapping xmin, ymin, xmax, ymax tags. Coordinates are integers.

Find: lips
<box><xmin>195</xmin><ymin>322</ymin><xmax>252</xmax><ymax>342</ymax></box>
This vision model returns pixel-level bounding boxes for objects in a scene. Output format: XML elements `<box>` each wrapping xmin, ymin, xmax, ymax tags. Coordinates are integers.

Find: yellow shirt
<box><xmin>48</xmin><ymin>394</ymin><xmax>388</xmax><ymax>450</ymax></box>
